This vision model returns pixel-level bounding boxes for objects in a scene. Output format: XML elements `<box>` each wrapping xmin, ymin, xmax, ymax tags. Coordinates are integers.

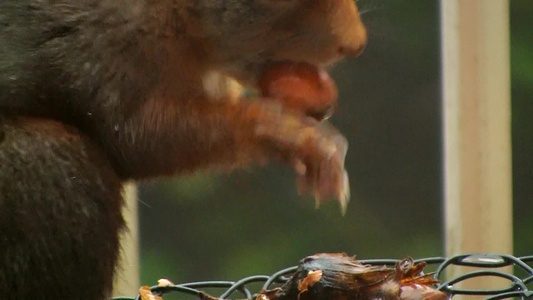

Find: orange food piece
<box><xmin>259</xmin><ymin>62</ymin><xmax>338</xmax><ymax>120</ymax></box>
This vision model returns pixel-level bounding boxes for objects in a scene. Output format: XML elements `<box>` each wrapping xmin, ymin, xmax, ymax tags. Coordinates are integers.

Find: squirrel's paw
<box><xmin>254</xmin><ymin>107</ymin><xmax>350</xmax><ymax>214</ymax></box>
<box><xmin>293</xmin><ymin>123</ymin><xmax>350</xmax><ymax>215</ymax></box>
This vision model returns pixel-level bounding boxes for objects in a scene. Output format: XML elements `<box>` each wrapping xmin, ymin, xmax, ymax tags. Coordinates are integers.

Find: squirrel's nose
<box><xmin>338</xmin><ymin>43</ymin><xmax>366</xmax><ymax>58</ymax></box>
<box><xmin>332</xmin><ymin>0</ymin><xmax>367</xmax><ymax>59</ymax></box>
<box><xmin>337</xmin><ymin>24</ymin><xmax>367</xmax><ymax>58</ymax></box>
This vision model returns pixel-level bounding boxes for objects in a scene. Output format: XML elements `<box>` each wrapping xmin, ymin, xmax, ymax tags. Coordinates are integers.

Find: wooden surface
<box><xmin>440</xmin><ymin>0</ymin><xmax>512</xmax><ymax>293</ymax></box>
<box><xmin>112</xmin><ymin>182</ymin><xmax>140</xmax><ymax>297</ymax></box>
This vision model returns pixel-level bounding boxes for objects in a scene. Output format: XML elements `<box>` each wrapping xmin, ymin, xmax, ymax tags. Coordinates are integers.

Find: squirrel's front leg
<box><xmin>108</xmin><ymin>97</ymin><xmax>349</xmax><ymax>211</ymax></box>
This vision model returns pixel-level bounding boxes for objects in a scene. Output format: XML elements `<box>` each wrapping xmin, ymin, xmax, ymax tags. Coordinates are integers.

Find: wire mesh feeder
<box><xmin>115</xmin><ymin>253</ymin><xmax>533</xmax><ymax>300</ymax></box>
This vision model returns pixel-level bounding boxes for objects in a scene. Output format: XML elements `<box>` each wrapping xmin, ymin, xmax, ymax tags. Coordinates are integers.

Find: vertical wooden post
<box><xmin>113</xmin><ymin>183</ymin><xmax>140</xmax><ymax>297</ymax></box>
<box><xmin>441</xmin><ymin>0</ymin><xmax>512</xmax><ymax>289</ymax></box>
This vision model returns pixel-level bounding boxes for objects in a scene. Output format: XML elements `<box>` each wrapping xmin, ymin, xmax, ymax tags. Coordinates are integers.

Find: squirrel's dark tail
<box><xmin>0</xmin><ymin>115</ymin><xmax>125</xmax><ymax>300</ymax></box>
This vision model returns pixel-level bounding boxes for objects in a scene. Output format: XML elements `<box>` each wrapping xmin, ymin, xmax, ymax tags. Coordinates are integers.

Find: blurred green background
<box><xmin>138</xmin><ymin>0</ymin><xmax>533</xmax><ymax>286</ymax></box>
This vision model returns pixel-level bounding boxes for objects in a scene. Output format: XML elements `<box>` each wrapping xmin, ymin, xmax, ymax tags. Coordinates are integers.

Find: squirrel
<box><xmin>0</xmin><ymin>0</ymin><xmax>367</xmax><ymax>299</ymax></box>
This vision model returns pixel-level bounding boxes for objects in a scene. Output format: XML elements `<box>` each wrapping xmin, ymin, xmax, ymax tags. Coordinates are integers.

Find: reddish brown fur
<box><xmin>0</xmin><ymin>0</ymin><xmax>366</xmax><ymax>299</ymax></box>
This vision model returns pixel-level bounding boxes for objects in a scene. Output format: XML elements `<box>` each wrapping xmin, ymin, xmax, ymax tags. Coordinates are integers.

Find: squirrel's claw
<box><xmin>294</xmin><ymin>123</ymin><xmax>350</xmax><ymax>214</ymax></box>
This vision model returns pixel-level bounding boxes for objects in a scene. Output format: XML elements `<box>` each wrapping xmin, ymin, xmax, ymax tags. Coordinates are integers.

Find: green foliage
<box><xmin>510</xmin><ymin>0</ymin><xmax>533</xmax><ymax>256</ymax></box>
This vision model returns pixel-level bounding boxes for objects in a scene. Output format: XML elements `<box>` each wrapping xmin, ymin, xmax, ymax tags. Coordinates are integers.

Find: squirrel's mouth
<box><xmin>255</xmin><ymin>60</ymin><xmax>338</xmax><ymax>121</ymax></box>
<box><xmin>204</xmin><ymin>59</ymin><xmax>337</xmax><ymax>122</ymax></box>
<box><xmin>222</xmin><ymin>57</ymin><xmax>334</xmax><ymax>88</ymax></box>
<box><xmin>254</xmin><ymin>59</ymin><xmax>333</xmax><ymax>86</ymax></box>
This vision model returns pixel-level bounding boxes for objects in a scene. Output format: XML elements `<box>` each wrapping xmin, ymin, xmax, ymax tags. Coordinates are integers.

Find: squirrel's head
<box><xmin>189</xmin><ymin>0</ymin><xmax>367</xmax><ymax>85</ymax></box>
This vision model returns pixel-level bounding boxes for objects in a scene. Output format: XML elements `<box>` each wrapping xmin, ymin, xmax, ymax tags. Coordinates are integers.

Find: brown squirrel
<box><xmin>0</xmin><ymin>0</ymin><xmax>366</xmax><ymax>299</ymax></box>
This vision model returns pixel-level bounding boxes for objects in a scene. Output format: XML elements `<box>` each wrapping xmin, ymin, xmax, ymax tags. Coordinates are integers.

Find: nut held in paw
<box><xmin>259</xmin><ymin>62</ymin><xmax>338</xmax><ymax>121</ymax></box>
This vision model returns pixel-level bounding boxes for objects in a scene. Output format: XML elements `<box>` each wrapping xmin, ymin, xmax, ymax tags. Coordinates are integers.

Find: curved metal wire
<box><xmin>119</xmin><ymin>254</ymin><xmax>533</xmax><ymax>300</ymax></box>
